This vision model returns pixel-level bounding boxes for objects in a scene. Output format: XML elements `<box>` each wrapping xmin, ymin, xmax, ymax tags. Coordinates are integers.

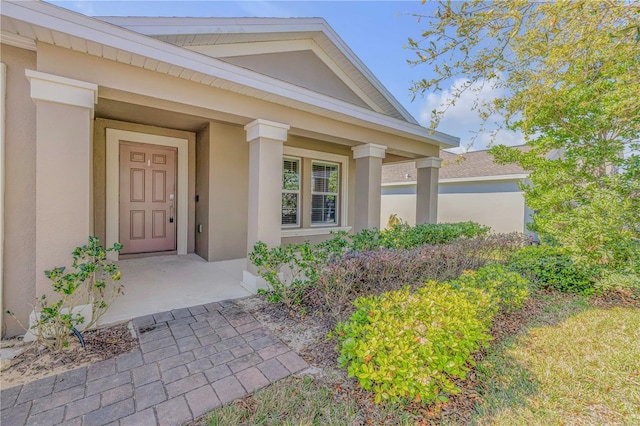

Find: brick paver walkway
<box><xmin>1</xmin><ymin>300</ymin><xmax>308</xmax><ymax>426</ymax></box>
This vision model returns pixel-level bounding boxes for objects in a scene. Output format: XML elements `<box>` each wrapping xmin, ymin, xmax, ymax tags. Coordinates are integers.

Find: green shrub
<box><xmin>334</xmin><ymin>283</ymin><xmax>493</xmax><ymax>405</ymax></box>
<box><xmin>333</xmin><ymin>265</ymin><xmax>528</xmax><ymax>405</ymax></box>
<box><xmin>349</xmin><ymin>222</ymin><xmax>490</xmax><ymax>251</ymax></box>
<box><xmin>307</xmin><ymin>235</ymin><xmax>526</xmax><ymax>321</ymax></box>
<box><xmin>451</xmin><ymin>264</ymin><xmax>529</xmax><ymax>313</ymax></box>
<box><xmin>6</xmin><ymin>237</ymin><xmax>123</xmax><ymax>352</ymax></box>
<box><xmin>508</xmin><ymin>245</ymin><xmax>595</xmax><ymax>294</ymax></box>
<box><xmin>248</xmin><ymin>241</ymin><xmax>320</xmax><ymax>308</ymax></box>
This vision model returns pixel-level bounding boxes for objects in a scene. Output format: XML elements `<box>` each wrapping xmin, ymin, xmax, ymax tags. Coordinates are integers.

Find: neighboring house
<box><xmin>381</xmin><ymin>147</ymin><xmax>533</xmax><ymax>234</ymax></box>
<box><xmin>0</xmin><ymin>1</ymin><xmax>458</xmax><ymax>337</ymax></box>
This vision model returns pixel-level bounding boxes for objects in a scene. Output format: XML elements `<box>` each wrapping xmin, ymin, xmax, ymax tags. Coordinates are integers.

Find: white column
<box><xmin>352</xmin><ymin>143</ymin><xmax>386</xmax><ymax>232</ymax></box>
<box><xmin>26</xmin><ymin>70</ymin><xmax>97</xmax><ymax>296</ymax></box>
<box><xmin>415</xmin><ymin>157</ymin><xmax>442</xmax><ymax>224</ymax></box>
<box><xmin>243</xmin><ymin>119</ymin><xmax>289</xmax><ymax>282</ymax></box>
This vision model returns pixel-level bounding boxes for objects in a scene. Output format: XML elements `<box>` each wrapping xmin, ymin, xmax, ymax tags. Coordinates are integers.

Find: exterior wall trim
<box><xmin>25</xmin><ymin>70</ymin><xmax>97</xmax><ymax>110</ymax></box>
<box><xmin>352</xmin><ymin>143</ymin><xmax>387</xmax><ymax>159</ymax></box>
<box><xmin>415</xmin><ymin>157</ymin><xmax>442</xmax><ymax>169</ymax></box>
<box><xmin>105</xmin><ymin>128</ymin><xmax>189</xmax><ymax>260</ymax></box>
<box><xmin>244</xmin><ymin>119</ymin><xmax>290</xmax><ymax>142</ymax></box>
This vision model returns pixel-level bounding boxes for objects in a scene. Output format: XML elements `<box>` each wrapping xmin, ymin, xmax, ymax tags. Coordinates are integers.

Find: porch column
<box><xmin>415</xmin><ymin>157</ymin><xmax>442</xmax><ymax>224</ymax></box>
<box><xmin>244</xmin><ymin>119</ymin><xmax>290</xmax><ymax>275</ymax></box>
<box><xmin>352</xmin><ymin>143</ymin><xmax>386</xmax><ymax>232</ymax></box>
<box><xmin>27</xmin><ymin>70</ymin><xmax>97</xmax><ymax>296</ymax></box>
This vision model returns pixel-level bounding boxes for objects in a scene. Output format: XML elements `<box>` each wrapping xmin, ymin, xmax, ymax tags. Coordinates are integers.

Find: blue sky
<box><xmin>48</xmin><ymin>0</ymin><xmax>524</xmax><ymax>152</ymax></box>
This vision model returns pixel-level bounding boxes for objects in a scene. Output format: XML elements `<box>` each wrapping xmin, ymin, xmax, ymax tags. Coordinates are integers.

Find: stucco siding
<box><xmin>1</xmin><ymin>44</ymin><xmax>37</xmax><ymax>337</ymax></box>
<box><xmin>222</xmin><ymin>51</ymin><xmax>370</xmax><ymax>109</ymax></box>
<box><xmin>207</xmin><ymin>122</ymin><xmax>250</xmax><ymax>261</ymax></box>
<box><xmin>381</xmin><ymin>179</ymin><xmax>529</xmax><ymax>234</ymax></box>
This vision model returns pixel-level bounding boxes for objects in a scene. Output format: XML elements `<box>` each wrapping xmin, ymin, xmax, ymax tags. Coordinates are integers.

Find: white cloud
<box><xmin>419</xmin><ymin>77</ymin><xmax>524</xmax><ymax>152</ymax></box>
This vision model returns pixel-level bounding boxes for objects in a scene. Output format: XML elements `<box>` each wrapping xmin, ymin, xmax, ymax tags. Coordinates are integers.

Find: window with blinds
<box><xmin>311</xmin><ymin>161</ymin><xmax>339</xmax><ymax>225</ymax></box>
<box><xmin>282</xmin><ymin>157</ymin><xmax>300</xmax><ymax>226</ymax></box>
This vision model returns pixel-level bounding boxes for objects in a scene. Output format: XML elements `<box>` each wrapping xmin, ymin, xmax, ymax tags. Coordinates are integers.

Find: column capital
<box><xmin>244</xmin><ymin>119</ymin><xmax>290</xmax><ymax>142</ymax></box>
<box><xmin>351</xmin><ymin>143</ymin><xmax>387</xmax><ymax>160</ymax></box>
<box><xmin>26</xmin><ymin>70</ymin><xmax>97</xmax><ymax>109</ymax></box>
<box><xmin>415</xmin><ymin>157</ymin><xmax>442</xmax><ymax>169</ymax></box>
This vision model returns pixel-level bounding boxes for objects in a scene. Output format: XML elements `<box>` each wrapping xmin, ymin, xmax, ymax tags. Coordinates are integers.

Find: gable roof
<box><xmin>97</xmin><ymin>17</ymin><xmax>416</xmax><ymax>123</ymax></box>
<box><xmin>1</xmin><ymin>1</ymin><xmax>458</xmax><ymax>149</ymax></box>
<box><xmin>382</xmin><ymin>146</ymin><xmax>530</xmax><ymax>184</ymax></box>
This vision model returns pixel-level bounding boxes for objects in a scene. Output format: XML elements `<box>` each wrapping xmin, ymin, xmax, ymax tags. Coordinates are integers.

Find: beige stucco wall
<box><xmin>207</xmin><ymin>121</ymin><xmax>250</xmax><ymax>261</ymax></box>
<box><xmin>93</xmin><ymin>118</ymin><xmax>196</xmax><ymax>253</ymax></box>
<box><xmin>1</xmin><ymin>44</ymin><xmax>37</xmax><ymax>337</ymax></box>
<box><xmin>221</xmin><ymin>50</ymin><xmax>370</xmax><ymax>109</ymax></box>
<box><xmin>381</xmin><ymin>180</ymin><xmax>529</xmax><ymax>234</ymax></box>
<box><xmin>195</xmin><ymin>124</ymin><xmax>210</xmax><ymax>260</ymax></box>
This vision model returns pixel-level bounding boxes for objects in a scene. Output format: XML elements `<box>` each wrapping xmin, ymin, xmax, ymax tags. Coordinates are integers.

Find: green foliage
<box><xmin>7</xmin><ymin>237</ymin><xmax>123</xmax><ymax>352</ymax></box>
<box><xmin>350</xmin><ymin>222</ymin><xmax>490</xmax><ymax>251</ymax></box>
<box><xmin>451</xmin><ymin>264</ymin><xmax>529</xmax><ymax>314</ymax></box>
<box><xmin>333</xmin><ymin>265</ymin><xmax>528</xmax><ymax>405</ymax></box>
<box><xmin>249</xmin><ymin>241</ymin><xmax>319</xmax><ymax>308</ymax></box>
<box><xmin>409</xmin><ymin>1</ymin><xmax>640</xmax><ymax>274</ymax></box>
<box><xmin>508</xmin><ymin>245</ymin><xmax>595</xmax><ymax>295</ymax></box>
<box><xmin>249</xmin><ymin>222</ymin><xmax>493</xmax><ymax>310</ymax></box>
<box><xmin>310</xmin><ymin>234</ymin><xmax>526</xmax><ymax>321</ymax></box>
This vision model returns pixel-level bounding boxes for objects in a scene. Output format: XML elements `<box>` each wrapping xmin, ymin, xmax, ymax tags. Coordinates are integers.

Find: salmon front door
<box><xmin>119</xmin><ymin>142</ymin><xmax>177</xmax><ymax>254</ymax></box>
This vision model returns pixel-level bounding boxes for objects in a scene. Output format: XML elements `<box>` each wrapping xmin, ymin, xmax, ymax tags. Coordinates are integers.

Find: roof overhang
<box><xmin>0</xmin><ymin>0</ymin><xmax>459</xmax><ymax>149</ymax></box>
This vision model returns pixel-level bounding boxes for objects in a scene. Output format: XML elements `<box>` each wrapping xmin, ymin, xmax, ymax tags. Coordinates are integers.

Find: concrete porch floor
<box><xmin>99</xmin><ymin>254</ymin><xmax>252</xmax><ymax>326</ymax></box>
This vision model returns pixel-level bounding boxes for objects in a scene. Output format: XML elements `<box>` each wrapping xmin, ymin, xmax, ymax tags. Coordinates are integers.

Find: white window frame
<box><xmin>282</xmin><ymin>156</ymin><xmax>301</xmax><ymax>228</ymax></box>
<box><xmin>281</xmin><ymin>146</ymin><xmax>350</xmax><ymax>237</ymax></box>
<box><xmin>310</xmin><ymin>160</ymin><xmax>340</xmax><ymax>227</ymax></box>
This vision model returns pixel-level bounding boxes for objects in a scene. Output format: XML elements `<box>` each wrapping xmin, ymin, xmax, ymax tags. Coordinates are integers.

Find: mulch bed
<box><xmin>1</xmin><ymin>323</ymin><xmax>138</xmax><ymax>388</ymax></box>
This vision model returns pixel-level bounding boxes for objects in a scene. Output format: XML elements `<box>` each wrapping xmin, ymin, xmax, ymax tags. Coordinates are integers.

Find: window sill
<box><xmin>281</xmin><ymin>226</ymin><xmax>352</xmax><ymax>238</ymax></box>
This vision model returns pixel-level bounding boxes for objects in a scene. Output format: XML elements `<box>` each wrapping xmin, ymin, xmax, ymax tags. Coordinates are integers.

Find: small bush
<box><xmin>248</xmin><ymin>241</ymin><xmax>320</xmax><ymax>308</ymax></box>
<box><xmin>334</xmin><ymin>282</ymin><xmax>494</xmax><ymax>405</ymax></box>
<box><xmin>349</xmin><ymin>222</ymin><xmax>490</xmax><ymax>251</ymax></box>
<box><xmin>450</xmin><ymin>264</ymin><xmax>529</xmax><ymax>313</ymax></box>
<box><xmin>508</xmin><ymin>245</ymin><xmax>595</xmax><ymax>294</ymax></box>
<box><xmin>333</xmin><ymin>265</ymin><xmax>529</xmax><ymax>405</ymax></box>
<box><xmin>306</xmin><ymin>234</ymin><xmax>526</xmax><ymax>321</ymax></box>
<box><xmin>6</xmin><ymin>237</ymin><xmax>123</xmax><ymax>352</ymax></box>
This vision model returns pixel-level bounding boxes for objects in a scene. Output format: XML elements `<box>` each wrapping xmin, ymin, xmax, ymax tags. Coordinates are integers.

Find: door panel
<box><xmin>120</xmin><ymin>142</ymin><xmax>177</xmax><ymax>254</ymax></box>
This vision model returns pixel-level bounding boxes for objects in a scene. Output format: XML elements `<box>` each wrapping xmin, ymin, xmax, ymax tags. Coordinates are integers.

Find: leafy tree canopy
<box><xmin>409</xmin><ymin>0</ymin><xmax>640</xmax><ymax>271</ymax></box>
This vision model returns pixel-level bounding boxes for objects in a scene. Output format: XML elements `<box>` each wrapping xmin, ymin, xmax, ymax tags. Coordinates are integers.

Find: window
<box><xmin>282</xmin><ymin>157</ymin><xmax>300</xmax><ymax>226</ymax></box>
<box><xmin>311</xmin><ymin>161</ymin><xmax>339</xmax><ymax>225</ymax></box>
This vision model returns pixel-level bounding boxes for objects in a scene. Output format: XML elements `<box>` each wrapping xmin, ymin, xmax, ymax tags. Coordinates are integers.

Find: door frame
<box><xmin>106</xmin><ymin>128</ymin><xmax>188</xmax><ymax>260</ymax></box>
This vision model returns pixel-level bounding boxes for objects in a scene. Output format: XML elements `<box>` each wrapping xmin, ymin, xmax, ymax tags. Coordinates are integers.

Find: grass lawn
<box><xmin>470</xmin><ymin>293</ymin><xmax>640</xmax><ymax>425</ymax></box>
<box><xmin>194</xmin><ymin>291</ymin><xmax>640</xmax><ymax>425</ymax></box>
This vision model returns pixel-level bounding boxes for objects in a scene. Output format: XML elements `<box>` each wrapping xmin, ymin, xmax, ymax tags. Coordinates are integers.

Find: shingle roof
<box><xmin>382</xmin><ymin>146</ymin><xmax>530</xmax><ymax>184</ymax></box>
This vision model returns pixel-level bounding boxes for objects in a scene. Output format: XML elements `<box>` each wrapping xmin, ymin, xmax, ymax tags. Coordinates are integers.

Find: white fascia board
<box><xmin>96</xmin><ymin>17</ymin><xmax>329</xmax><ymax>35</ymax></box>
<box><xmin>316</xmin><ymin>22</ymin><xmax>419</xmax><ymax>125</ymax></box>
<box><xmin>3</xmin><ymin>2</ymin><xmax>459</xmax><ymax>148</ymax></box>
<box><xmin>382</xmin><ymin>181</ymin><xmax>417</xmax><ymax>187</ymax></box>
<box><xmin>382</xmin><ymin>173</ymin><xmax>529</xmax><ymax>186</ymax></box>
<box><xmin>439</xmin><ymin>174</ymin><xmax>529</xmax><ymax>184</ymax></box>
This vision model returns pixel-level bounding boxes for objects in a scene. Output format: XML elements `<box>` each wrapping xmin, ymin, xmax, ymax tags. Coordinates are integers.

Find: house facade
<box><xmin>0</xmin><ymin>1</ymin><xmax>458</xmax><ymax>337</ymax></box>
<box><xmin>381</xmin><ymin>148</ymin><xmax>533</xmax><ymax>234</ymax></box>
